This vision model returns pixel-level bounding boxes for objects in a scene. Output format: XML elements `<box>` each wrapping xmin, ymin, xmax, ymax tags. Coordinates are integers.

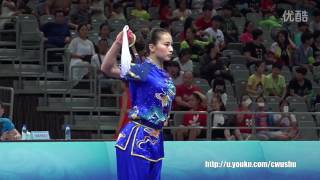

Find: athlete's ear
<box><xmin>149</xmin><ymin>43</ymin><xmax>155</xmax><ymax>54</ymax></box>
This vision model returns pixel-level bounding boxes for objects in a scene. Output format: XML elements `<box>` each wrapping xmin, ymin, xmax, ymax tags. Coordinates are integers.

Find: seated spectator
<box><xmin>204</xmin><ymin>15</ymin><xmax>225</xmax><ymax>50</ymax></box>
<box><xmin>221</xmin><ymin>5</ymin><xmax>239</xmax><ymax>43</ymax></box>
<box><xmin>70</xmin><ymin>0</ymin><xmax>91</xmax><ymax>27</ymax></box>
<box><xmin>0</xmin><ymin>0</ymin><xmax>18</xmax><ymax>29</ymax></box>
<box><xmin>174</xmin><ymin>71</ymin><xmax>201</xmax><ymax>110</ymax></box>
<box><xmin>261</xmin><ymin>0</ymin><xmax>276</xmax><ymax>14</ymax></box>
<box><xmin>264</xmin><ymin>63</ymin><xmax>286</xmax><ymax>97</ymax></box>
<box><xmin>91</xmin><ymin>39</ymin><xmax>109</xmax><ymax>78</ymax></box>
<box><xmin>210</xmin><ymin>94</ymin><xmax>228</xmax><ymax>140</ymax></box>
<box><xmin>287</xmin><ymin>66</ymin><xmax>313</xmax><ymax>100</ymax></box>
<box><xmin>173</xmin><ymin>48</ymin><xmax>193</xmax><ymax>72</ymax></box>
<box><xmin>240</xmin><ymin>21</ymin><xmax>255</xmax><ymax>44</ymax></box>
<box><xmin>98</xmin><ymin>23</ymin><xmax>112</xmax><ymax>45</ymax></box>
<box><xmin>0</xmin><ymin>101</ymin><xmax>21</xmax><ymax>141</ymax></box>
<box><xmin>199</xmin><ymin>43</ymin><xmax>234</xmax><ymax>84</ymax></box>
<box><xmin>172</xmin><ymin>0</ymin><xmax>192</xmax><ymax>22</ymax></box>
<box><xmin>130</xmin><ymin>0</ymin><xmax>151</xmax><ymax>21</ymax></box>
<box><xmin>243</xmin><ymin>28</ymin><xmax>273</xmax><ymax>68</ymax></box>
<box><xmin>206</xmin><ymin>78</ymin><xmax>228</xmax><ymax>111</ymax></box>
<box><xmin>236</xmin><ymin>94</ymin><xmax>254</xmax><ymax>140</ymax></box>
<box><xmin>164</xmin><ymin>61</ymin><xmax>183</xmax><ymax>86</ymax></box>
<box><xmin>310</xmin><ymin>9</ymin><xmax>320</xmax><ymax>32</ymax></box>
<box><xmin>41</xmin><ymin>10</ymin><xmax>71</xmax><ymax>48</ymax></box>
<box><xmin>254</xmin><ymin>95</ymin><xmax>275</xmax><ymax>140</ymax></box>
<box><xmin>195</xmin><ymin>4</ymin><xmax>214</xmax><ymax>30</ymax></box>
<box><xmin>90</xmin><ymin>0</ymin><xmax>106</xmax><ymax>19</ymax></box>
<box><xmin>312</xmin><ymin>31</ymin><xmax>320</xmax><ymax>64</ymax></box>
<box><xmin>270</xmin><ymin>30</ymin><xmax>296</xmax><ymax>67</ymax></box>
<box><xmin>175</xmin><ymin>91</ymin><xmax>207</xmax><ymax>141</ymax></box>
<box><xmin>45</xmin><ymin>0</ymin><xmax>71</xmax><ymax>15</ymax></box>
<box><xmin>109</xmin><ymin>2</ymin><xmax>126</xmax><ymax>20</ymax></box>
<box><xmin>294</xmin><ymin>22</ymin><xmax>309</xmax><ymax>47</ymax></box>
<box><xmin>258</xmin><ymin>12</ymin><xmax>282</xmax><ymax>30</ymax></box>
<box><xmin>272</xmin><ymin>99</ymin><xmax>299</xmax><ymax>140</ymax></box>
<box><xmin>180</xmin><ymin>27</ymin><xmax>210</xmax><ymax>61</ymax></box>
<box><xmin>179</xmin><ymin>17</ymin><xmax>195</xmax><ymax>41</ymax></box>
<box><xmin>159</xmin><ymin>0</ymin><xmax>173</xmax><ymax>23</ymax></box>
<box><xmin>68</xmin><ymin>24</ymin><xmax>96</xmax><ymax>83</ymax></box>
<box><xmin>246</xmin><ymin>61</ymin><xmax>266</xmax><ymax>97</ymax></box>
<box><xmin>294</xmin><ymin>32</ymin><xmax>314</xmax><ymax>66</ymax></box>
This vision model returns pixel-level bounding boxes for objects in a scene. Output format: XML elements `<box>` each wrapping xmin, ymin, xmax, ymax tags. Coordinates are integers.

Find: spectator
<box><xmin>130</xmin><ymin>0</ymin><xmax>151</xmax><ymax>21</ymax></box>
<box><xmin>221</xmin><ymin>5</ymin><xmax>239</xmax><ymax>43</ymax></box>
<box><xmin>109</xmin><ymin>2</ymin><xmax>126</xmax><ymax>20</ymax></box>
<box><xmin>91</xmin><ymin>39</ymin><xmax>109</xmax><ymax>78</ymax></box>
<box><xmin>174</xmin><ymin>71</ymin><xmax>201</xmax><ymax>110</ymax></box>
<box><xmin>0</xmin><ymin>101</ymin><xmax>21</xmax><ymax>141</ymax></box>
<box><xmin>270</xmin><ymin>30</ymin><xmax>296</xmax><ymax>67</ymax></box>
<box><xmin>293</xmin><ymin>32</ymin><xmax>314</xmax><ymax>66</ymax></box>
<box><xmin>0</xmin><ymin>0</ymin><xmax>17</xmax><ymax>29</ymax></box>
<box><xmin>243</xmin><ymin>28</ymin><xmax>273</xmax><ymax>69</ymax></box>
<box><xmin>41</xmin><ymin>10</ymin><xmax>71</xmax><ymax>48</ymax></box>
<box><xmin>310</xmin><ymin>9</ymin><xmax>320</xmax><ymax>32</ymax></box>
<box><xmin>210</xmin><ymin>94</ymin><xmax>228</xmax><ymax>140</ymax></box>
<box><xmin>206</xmin><ymin>78</ymin><xmax>228</xmax><ymax>111</ymax></box>
<box><xmin>180</xmin><ymin>27</ymin><xmax>210</xmax><ymax>61</ymax></box>
<box><xmin>240</xmin><ymin>21</ymin><xmax>255</xmax><ymax>44</ymax></box>
<box><xmin>164</xmin><ymin>61</ymin><xmax>183</xmax><ymax>86</ymax></box>
<box><xmin>294</xmin><ymin>22</ymin><xmax>309</xmax><ymax>47</ymax></box>
<box><xmin>312</xmin><ymin>31</ymin><xmax>320</xmax><ymax>64</ymax></box>
<box><xmin>246</xmin><ymin>61</ymin><xmax>266</xmax><ymax>97</ymax></box>
<box><xmin>272</xmin><ymin>99</ymin><xmax>299</xmax><ymax>140</ymax></box>
<box><xmin>90</xmin><ymin>0</ymin><xmax>106</xmax><ymax>19</ymax></box>
<box><xmin>98</xmin><ymin>23</ymin><xmax>112</xmax><ymax>45</ymax></box>
<box><xmin>253</xmin><ymin>95</ymin><xmax>274</xmax><ymax>140</ymax></box>
<box><xmin>45</xmin><ymin>0</ymin><xmax>71</xmax><ymax>15</ymax></box>
<box><xmin>173</xmin><ymin>48</ymin><xmax>193</xmax><ymax>72</ymax></box>
<box><xmin>68</xmin><ymin>24</ymin><xmax>96</xmax><ymax>83</ymax></box>
<box><xmin>70</xmin><ymin>0</ymin><xmax>91</xmax><ymax>27</ymax></box>
<box><xmin>175</xmin><ymin>91</ymin><xmax>207</xmax><ymax>141</ymax></box>
<box><xmin>200</xmin><ymin>43</ymin><xmax>234</xmax><ymax>84</ymax></box>
<box><xmin>261</xmin><ymin>0</ymin><xmax>276</xmax><ymax>14</ymax></box>
<box><xmin>172</xmin><ymin>0</ymin><xmax>192</xmax><ymax>22</ymax></box>
<box><xmin>287</xmin><ymin>66</ymin><xmax>313</xmax><ymax>100</ymax></box>
<box><xmin>236</xmin><ymin>94</ymin><xmax>254</xmax><ymax>140</ymax></box>
<box><xmin>159</xmin><ymin>0</ymin><xmax>173</xmax><ymax>22</ymax></box>
<box><xmin>179</xmin><ymin>17</ymin><xmax>195</xmax><ymax>41</ymax></box>
<box><xmin>264</xmin><ymin>63</ymin><xmax>287</xmax><ymax>97</ymax></box>
<box><xmin>195</xmin><ymin>4</ymin><xmax>214</xmax><ymax>30</ymax></box>
<box><xmin>204</xmin><ymin>15</ymin><xmax>225</xmax><ymax>50</ymax></box>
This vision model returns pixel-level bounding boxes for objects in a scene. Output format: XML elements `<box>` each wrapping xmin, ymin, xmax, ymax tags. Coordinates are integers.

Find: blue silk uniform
<box><xmin>116</xmin><ymin>59</ymin><xmax>176</xmax><ymax>180</ymax></box>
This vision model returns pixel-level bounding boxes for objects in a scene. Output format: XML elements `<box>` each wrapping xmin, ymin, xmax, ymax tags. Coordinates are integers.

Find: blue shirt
<box><xmin>123</xmin><ymin>59</ymin><xmax>176</xmax><ymax>129</ymax></box>
<box><xmin>41</xmin><ymin>22</ymin><xmax>71</xmax><ymax>47</ymax></box>
<box><xmin>0</xmin><ymin>118</ymin><xmax>15</xmax><ymax>134</ymax></box>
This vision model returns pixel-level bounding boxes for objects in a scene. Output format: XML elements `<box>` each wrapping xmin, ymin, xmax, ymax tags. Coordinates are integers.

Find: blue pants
<box><xmin>116</xmin><ymin>147</ymin><xmax>162</xmax><ymax>180</ymax></box>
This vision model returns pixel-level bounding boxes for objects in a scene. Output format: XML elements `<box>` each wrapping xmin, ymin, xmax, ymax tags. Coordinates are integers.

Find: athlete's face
<box><xmin>150</xmin><ymin>33</ymin><xmax>173</xmax><ymax>61</ymax></box>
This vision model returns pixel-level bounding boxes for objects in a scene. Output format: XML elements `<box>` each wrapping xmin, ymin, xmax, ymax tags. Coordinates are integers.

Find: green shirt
<box><xmin>264</xmin><ymin>73</ymin><xmax>286</xmax><ymax>96</ymax></box>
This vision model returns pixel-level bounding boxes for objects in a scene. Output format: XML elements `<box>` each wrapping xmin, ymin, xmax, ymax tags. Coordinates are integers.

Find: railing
<box><xmin>163</xmin><ymin>111</ymin><xmax>320</xmax><ymax>141</ymax></box>
<box><xmin>0</xmin><ymin>86</ymin><xmax>14</xmax><ymax>119</ymax></box>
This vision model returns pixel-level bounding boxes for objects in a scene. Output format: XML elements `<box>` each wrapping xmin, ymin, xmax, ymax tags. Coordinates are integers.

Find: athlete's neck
<box><xmin>148</xmin><ymin>55</ymin><xmax>163</xmax><ymax>69</ymax></box>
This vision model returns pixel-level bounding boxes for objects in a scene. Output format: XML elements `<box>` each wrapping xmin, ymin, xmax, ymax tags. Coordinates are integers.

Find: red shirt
<box><xmin>195</xmin><ymin>16</ymin><xmax>212</xmax><ymax>30</ymax></box>
<box><xmin>236</xmin><ymin>108</ymin><xmax>253</xmax><ymax>134</ymax></box>
<box><xmin>174</xmin><ymin>84</ymin><xmax>201</xmax><ymax>110</ymax></box>
<box><xmin>240</xmin><ymin>32</ymin><xmax>253</xmax><ymax>44</ymax></box>
<box><xmin>261</xmin><ymin>0</ymin><xmax>274</xmax><ymax>10</ymax></box>
<box><xmin>183</xmin><ymin>107</ymin><xmax>207</xmax><ymax>126</ymax></box>
<box><xmin>159</xmin><ymin>6</ymin><xmax>172</xmax><ymax>22</ymax></box>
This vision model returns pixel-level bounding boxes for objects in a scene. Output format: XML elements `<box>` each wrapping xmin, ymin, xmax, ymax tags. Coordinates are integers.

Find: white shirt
<box><xmin>172</xmin><ymin>9</ymin><xmax>192</xmax><ymax>21</ymax></box>
<box><xmin>205</xmin><ymin>27</ymin><xmax>224</xmax><ymax>46</ymax></box>
<box><xmin>68</xmin><ymin>37</ymin><xmax>95</xmax><ymax>57</ymax></box>
<box><xmin>173</xmin><ymin>57</ymin><xmax>193</xmax><ymax>72</ymax></box>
